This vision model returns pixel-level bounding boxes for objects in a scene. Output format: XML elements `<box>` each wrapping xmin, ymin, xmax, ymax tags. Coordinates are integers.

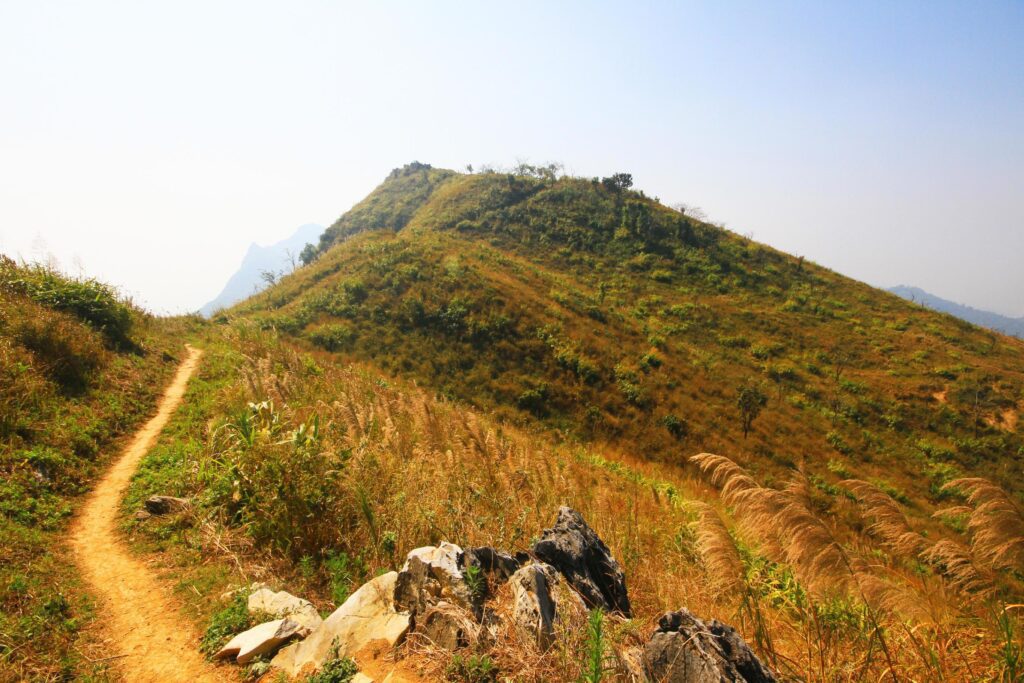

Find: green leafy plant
<box><xmin>446</xmin><ymin>654</ymin><xmax>498</xmax><ymax>683</ymax></box>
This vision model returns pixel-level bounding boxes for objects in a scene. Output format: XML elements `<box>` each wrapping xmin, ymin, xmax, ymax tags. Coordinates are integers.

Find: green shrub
<box><xmin>446</xmin><ymin>654</ymin><xmax>498</xmax><ymax>683</ymax></box>
<box><xmin>305</xmin><ymin>645</ymin><xmax>359</xmax><ymax>683</ymax></box>
<box><xmin>199</xmin><ymin>594</ymin><xmax>252</xmax><ymax>656</ymax></box>
<box><xmin>0</xmin><ymin>257</ymin><xmax>134</xmax><ymax>347</ymax></box>
<box><xmin>308</xmin><ymin>324</ymin><xmax>356</xmax><ymax>352</ymax></box>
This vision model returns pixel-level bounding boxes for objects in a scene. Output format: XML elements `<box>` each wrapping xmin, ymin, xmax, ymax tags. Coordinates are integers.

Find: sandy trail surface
<box><xmin>69</xmin><ymin>345</ymin><xmax>229</xmax><ymax>682</ymax></box>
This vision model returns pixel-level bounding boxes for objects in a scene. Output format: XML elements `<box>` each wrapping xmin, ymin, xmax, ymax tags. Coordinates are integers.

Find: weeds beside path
<box><xmin>69</xmin><ymin>345</ymin><xmax>227</xmax><ymax>682</ymax></box>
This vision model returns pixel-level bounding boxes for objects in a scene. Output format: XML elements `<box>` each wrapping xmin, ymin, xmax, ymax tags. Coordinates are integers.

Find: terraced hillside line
<box><xmin>69</xmin><ymin>345</ymin><xmax>227</xmax><ymax>682</ymax></box>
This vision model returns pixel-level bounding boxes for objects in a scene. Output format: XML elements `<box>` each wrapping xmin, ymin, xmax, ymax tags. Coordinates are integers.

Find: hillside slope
<box><xmin>890</xmin><ymin>284</ymin><xmax>1024</xmax><ymax>339</ymax></box>
<box><xmin>233</xmin><ymin>163</ymin><xmax>1024</xmax><ymax>512</ymax></box>
<box><xmin>0</xmin><ymin>256</ymin><xmax>186</xmax><ymax>679</ymax></box>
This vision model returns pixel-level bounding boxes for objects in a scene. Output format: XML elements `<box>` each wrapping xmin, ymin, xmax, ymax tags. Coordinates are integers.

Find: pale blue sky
<box><xmin>1</xmin><ymin>1</ymin><xmax>1022</xmax><ymax>316</ymax></box>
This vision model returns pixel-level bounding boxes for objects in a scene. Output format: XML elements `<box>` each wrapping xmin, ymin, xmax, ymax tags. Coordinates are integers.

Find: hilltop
<box><xmin>231</xmin><ymin>162</ymin><xmax>1024</xmax><ymax>510</ymax></box>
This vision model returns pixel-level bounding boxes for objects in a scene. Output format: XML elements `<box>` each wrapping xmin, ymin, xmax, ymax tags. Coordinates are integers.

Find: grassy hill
<box><xmin>232</xmin><ymin>163</ymin><xmax>1024</xmax><ymax>512</ymax></box>
<box><xmin>105</xmin><ymin>163</ymin><xmax>1024</xmax><ymax>680</ymax></box>
<box><xmin>0</xmin><ymin>256</ymin><xmax>187</xmax><ymax>679</ymax></box>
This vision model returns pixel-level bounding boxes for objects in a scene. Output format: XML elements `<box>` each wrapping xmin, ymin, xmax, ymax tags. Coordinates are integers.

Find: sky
<box><xmin>1</xmin><ymin>1</ymin><xmax>1022</xmax><ymax>316</ymax></box>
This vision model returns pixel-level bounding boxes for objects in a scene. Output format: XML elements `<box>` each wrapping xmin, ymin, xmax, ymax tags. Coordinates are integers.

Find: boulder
<box><xmin>144</xmin><ymin>495</ymin><xmax>190</xmax><ymax>515</ymax></box>
<box><xmin>509</xmin><ymin>562</ymin><xmax>585</xmax><ymax>650</ymax></box>
<box><xmin>271</xmin><ymin>571</ymin><xmax>410</xmax><ymax>676</ymax></box>
<box><xmin>215</xmin><ymin>618</ymin><xmax>303</xmax><ymax>665</ymax></box>
<box><xmin>248</xmin><ymin>588</ymin><xmax>323</xmax><ymax>634</ymax></box>
<box><xmin>532</xmin><ymin>506</ymin><xmax>632</xmax><ymax>616</ymax></box>
<box><xmin>416</xmin><ymin>600</ymin><xmax>480</xmax><ymax>650</ymax></box>
<box><xmin>642</xmin><ymin>609</ymin><xmax>776</xmax><ymax>683</ymax></box>
<box><xmin>393</xmin><ymin>542</ymin><xmax>474</xmax><ymax>618</ymax></box>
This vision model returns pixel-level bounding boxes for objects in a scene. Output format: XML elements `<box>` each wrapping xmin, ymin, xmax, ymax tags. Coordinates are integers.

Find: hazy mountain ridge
<box><xmin>889</xmin><ymin>284</ymin><xmax>1024</xmax><ymax>339</ymax></box>
<box><xmin>199</xmin><ymin>223</ymin><xmax>322</xmax><ymax>317</ymax></box>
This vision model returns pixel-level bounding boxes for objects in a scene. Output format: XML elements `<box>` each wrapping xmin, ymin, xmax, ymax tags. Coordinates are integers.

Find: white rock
<box><xmin>215</xmin><ymin>618</ymin><xmax>303</xmax><ymax>664</ymax></box>
<box><xmin>248</xmin><ymin>587</ymin><xmax>323</xmax><ymax>633</ymax></box>
<box><xmin>271</xmin><ymin>571</ymin><xmax>410</xmax><ymax>676</ymax></box>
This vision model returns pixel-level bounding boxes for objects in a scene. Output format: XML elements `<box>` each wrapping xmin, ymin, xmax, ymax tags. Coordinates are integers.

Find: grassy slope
<box><xmin>105</xmin><ymin>165</ymin><xmax>1024</xmax><ymax>680</ymax></box>
<box><xmin>233</xmin><ymin>165</ymin><xmax>1024</xmax><ymax>520</ymax></box>
<box><xmin>0</xmin><ymin>258</ymin><xmax>191</xmax><ymax>680</ymax></box>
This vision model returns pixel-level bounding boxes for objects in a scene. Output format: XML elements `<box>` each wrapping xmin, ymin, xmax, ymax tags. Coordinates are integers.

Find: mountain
<box><xmin>199</xmin><ymin>223</ymin><xmax>323</xmax><ymax>317</ymax></box>
<box><xmin>115</xmin><ymin>163</ymin><xmax>1024</xmax><ymax>681</ymax></box>
<box><xmin>232</xmin><ymin>163</ymin><xmax>1024</xmax><ymax>506</ymax></box>
<box><xmin>889</xmin><ymin>284</ymin><xmax>1024</xmax><ymax>338</ymax></box>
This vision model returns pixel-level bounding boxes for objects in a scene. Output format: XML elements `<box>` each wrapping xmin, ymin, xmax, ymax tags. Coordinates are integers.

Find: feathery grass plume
<box><xmin>843</xmin><ymin>479</ymin><xmax>928</xmax><ymax>558</ymax></box>
<box><xmin>941</xmin><ymin>477</ymin><xmax>1024</xmax><ymax>575</ymax></box>
<box><xmin>921</xmin><ymin>539</ymin><xmax>995</xmax><ymax>596</ymax></box>
<box><xmin>693</xmin><ymin>502</ymin><xmax>745</xmax><ymax>597</ymax></box>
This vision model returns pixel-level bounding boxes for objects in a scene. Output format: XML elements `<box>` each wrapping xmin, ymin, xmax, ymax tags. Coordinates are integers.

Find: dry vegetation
<box><xmin>127</xmin><ymin>325</ymin><xmax>1024</xmax><ymax>681</ymax></box>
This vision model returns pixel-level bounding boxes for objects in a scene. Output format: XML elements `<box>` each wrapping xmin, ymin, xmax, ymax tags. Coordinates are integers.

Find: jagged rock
<box><xmin>417</xmin><ymin>600</ymin><xmax>480</xmax><ymax>650</ymax></box>
<box><xmin>215</xmin><ymin>618</ymin><xmax>303</xmax><ymax>665</ymax></box>
<box><xmin>532</xmin><ymin>506</ymin><xmax>632</xmax><ymax>616</ymax></box>
<box><xmin>463</xmin><ymin>546</ymin><xmax>526</xmax><ymax>583</ymax></box>
<box><xmin>509</xmin><ymin>562</ymin><xmax>586</xmax><ymax>650</ymax></box>
<box><xmin>271</xmin><ymin>571</ymin><xmax>410</xmax><ymax>676</ymax></box>
<box><xmin>144</xmin><ymin>495</ymin><xmax>190</xmax><ymax>515</ymax></box>
<box><xmin>248</xmin><ymin>588</ymin><xmax>323</xmax><ymax>634</ymax></box>
<box><xmin>642</xmin><ymin>609</ymin><xmax>776</xmax><ymax>683</ymax></box>
<box><xmin>394</xmin><ymin>542</ymin><xmax>474</xmax><ymax>618</ymax></box>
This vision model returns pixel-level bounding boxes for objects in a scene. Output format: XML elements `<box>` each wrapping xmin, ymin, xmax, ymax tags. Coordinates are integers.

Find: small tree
<box><xmin>737</xmin><ymin>381</ymin><xmax>768</xmax><ymax>439</ymax></box>
<box><xmin>601</xmin><ymin>173</ymin><xmax>633</xmax><ymax>192</ymax></box>
<box><xmin>299</xmin><ymin>242</ymin><xmax>318</xmax><ymax>266</ymax></box>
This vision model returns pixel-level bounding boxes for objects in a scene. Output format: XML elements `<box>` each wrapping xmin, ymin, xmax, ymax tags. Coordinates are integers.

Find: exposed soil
<box><xmin>69</xmin><ymin>345</ymin><xmax>229</xmax><ymax>682</ymax></box>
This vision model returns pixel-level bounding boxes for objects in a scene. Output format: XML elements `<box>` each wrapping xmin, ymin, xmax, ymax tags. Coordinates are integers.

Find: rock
<box><xmin>144</xmin><ymin>495</ymin><xmax>190</xmax><ymax>515</ymax></box>
<box><xmin>532</xmin><ymin>506</ymin><xmax>632</xmax><ymax>616</ymax></box>
<box><xmin>416</xmin><ymin>600</ymin><xmax>480</xmax><ymax>650</ymax></box>
<box><xmin>271</xmin><ymin>571</ymin><xmax>410</xmax><ymax>677</ymax></box>
<box><xmin>463</xmin><ymin>546</ymin><xmax>526</xmax><ymax>583</ymax></box>
<box><xmin>134</xmin><ymin>509</ymin><xmax>152</xmax><ymax>521</ymax></box>
<box><xmin>393</xmin><ymin>542</ymin><xmax>474</xmax><ymax>618</ymax></box>
<box><xmin>642</xmin><ymin>609</ymin><xmax>776</xmax><ymax>683</ymax></box>
<box><xmin>248</xmin><ymin>588</ymin><xmax>323</xmax><ymax>634</ymax></box>
<box><xmin>509</xmin><ymin>562</ymin><xmax>584</xmax><ymax>649</ymax></box>
<box><xmin>215</xmin><ymin>618</ymin><xmax>303</xmax><ymax>665</ymax></box>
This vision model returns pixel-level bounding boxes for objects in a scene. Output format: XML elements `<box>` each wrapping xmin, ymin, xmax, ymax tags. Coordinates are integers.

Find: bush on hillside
<box><xmin>0</xmin><ymin>256</ymin><xmax>135</xmax><ymax>348</ymax></box>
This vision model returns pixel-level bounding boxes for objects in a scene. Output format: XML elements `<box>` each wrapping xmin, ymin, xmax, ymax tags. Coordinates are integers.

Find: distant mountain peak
<box><xmin>199</xmin><ymin>223</ymin><xmax>323</xmax><ymax>317</ymax></box>
<box><xmin>888</xmin><ymin>285</ymin><xmax>1024</xmax><ymax>338</ymax></box>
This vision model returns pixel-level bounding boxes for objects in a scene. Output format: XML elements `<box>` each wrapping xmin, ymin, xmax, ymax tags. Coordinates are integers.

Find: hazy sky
<box><xmin>2</xmin><ymin>1</ymin><xmax>1022</xmax><ymax>316</ymax></box>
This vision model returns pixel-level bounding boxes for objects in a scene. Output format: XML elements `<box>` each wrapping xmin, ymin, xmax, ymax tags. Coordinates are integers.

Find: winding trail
<box><xmin>69</xmin><ymin>345</ymin><xmax>228</xmax><ymax>682</ymax></box>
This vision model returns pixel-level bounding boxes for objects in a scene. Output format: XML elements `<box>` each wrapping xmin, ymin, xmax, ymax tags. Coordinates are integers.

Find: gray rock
<box><xmin>509</xmin><ymin>562</ymin><xmax>584</xmax><ymax>650</ymax></box>
<box><xmin>248</xmin><ymin>588</ymin><xmax>323</xmax><ymax>634</ymax></box>
<box><xmin>394</xmin><ymin>542</ymin><xmax>474</xmax><ymax>619</ymax></box>
<box><xmin>642</xmin><ymin>609</ymin><xmax>776</xmax><ymax>683</ymax></box>
<box><xmin>463</xmin><ymin>546</ymin><xmax>526</xmax><ymax>583</ymax></box>
<box><xmin>144</xmin><ymin>495</ymin><xmax>190</xmax><ymax>515</ymax></box>
<box><xmin>532</xmin><ymin>506</ymin><xmax>632</xmax><ymax>616</ymax></box>
<box><xmin>215</xmin><ymin>618</ymin><xmax>303</xmax><ymax>665</ymax></box>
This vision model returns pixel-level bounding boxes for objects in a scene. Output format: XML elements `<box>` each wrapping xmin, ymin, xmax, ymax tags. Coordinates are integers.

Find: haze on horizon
<box><xmin>1</xmin><ymin>1</ymin><xmax>1021</xmax><ymax>317</ymax></box>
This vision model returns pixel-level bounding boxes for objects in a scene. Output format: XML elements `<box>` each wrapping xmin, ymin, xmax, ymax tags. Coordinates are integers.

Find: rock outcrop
<box><xmin>532</xmin><ymin>506</ymin><xmax>632</xmax><ymax>616</ymax></box>
<box><xmin>394</xmin><ymin>542</ymin><xmax>475</xmax><ymax>618</ymax></box>
<box><xmin>248</xmin><ymin>587</ymin><xmax>323</xmax><ymax>634</ymax></box>
<box><xmin>642</xmin><ymin>609</ymin><xmax>776</xmax><ymax>683</ymax></box>
<box><xmin>144</xmin><ymin>495</ymin><xmax>190</xmax><ymax>515</ymax></box>
<box><xmin>509</xmin><ymin>562</ymin><xmax>584</xmax><ymax>649</ymax></box>
<box><xmin>271</xmin><ymin>571</ymin><xmax>410</xmax><ymax>677</ymax></box>
<box><xmin>215</xmin><ymin>618</ymin><xmax>303</xmax><ymax>665</ymax></box>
